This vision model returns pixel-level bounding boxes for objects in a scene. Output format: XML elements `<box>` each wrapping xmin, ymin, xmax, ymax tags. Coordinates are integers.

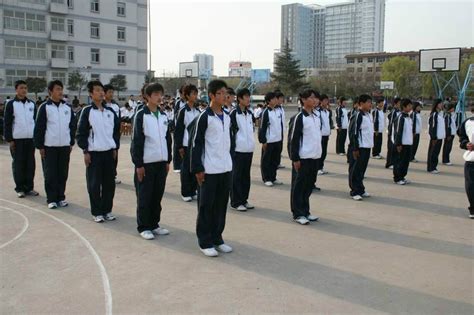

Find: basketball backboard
<box><xmin>380</xmin><ymin>81</ymin><xmax>394</xmax><ymax>90</ymax></box>
<box><xmin>419</xmin><ymin>48</ymin><xmax>461</xmax><ymax>72</ymax></box>
<box><xmin>179</xmin><ymin>62</ymin><xmax>199</xmax><ymax>78</ymax></box>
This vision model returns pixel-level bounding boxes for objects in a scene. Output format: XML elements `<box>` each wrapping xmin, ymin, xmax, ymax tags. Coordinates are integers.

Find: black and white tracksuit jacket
<box><xmin>34</xmin><ymin>100</ymin><xmax>76</xmax><ymax>148</ymax></box>
<box><xmin>372</xmin><ymin>108</ymin><xmax>385</xmax><ymax>132</ymax></box>
<box><xmin>393</xmin><ymin>113</ymin><xmax>413</xmax><ymax>146</ymax></box>
<box><xmin>190</xmin><ymin>108</ymin><xmax>233</xmax><ymax>174</ymax></box>
<box><xmin>230</xmin><ymin>107</ymin><xmax>255</xmax><ymax>154</ymax></box>
<box><xmin>258</xmin><ymin>106</ymin><xmax>283</xmax><ymax>144</ymax></box>
<box><xmin>290</xmin><ymin>109</ymin><xmax>322</xmax><ymax>161</ymax></box>
<box><xmin>3</xmin><ymin>97</ymin><xmax>37</xmax><ymax>142</ymax></box>
<box><xmin>131</xmin><ymin>107</ymin><xmax>172</xmax><ymax>167</ymax></box>
<box><xmin>349</xmin><ymin>111</ymin><xmax>374</xmax><ymax>149</ymax></box>
<box><xmin>336</xmin><ymin>106</ymin><xmax>349</xmax><ymax>129</ymax></box>
<box><xmin>428</xmin><ymin>111</ymin><xmax>446</xmax><ymax>140</ymax></box>
<box><xmin>105</xmin><ymin>100</ymin><xmax>121</xmax><ymax>120</ymax></box>
<box><xmin>175</xmin><ymin>104</ymin><xmax>201</xmax><ymax>149</ymax></box>
<box><xmin>76</xmin><ymin>103</ymin><xmax>120</xmax><ymax>153</ymax></box>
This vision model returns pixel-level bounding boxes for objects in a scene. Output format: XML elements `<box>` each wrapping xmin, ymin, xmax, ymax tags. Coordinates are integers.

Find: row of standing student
<box><xmin>4</xmin><ymin>80</ymin><xmax>473</xmax><ymax>261</ymax></box>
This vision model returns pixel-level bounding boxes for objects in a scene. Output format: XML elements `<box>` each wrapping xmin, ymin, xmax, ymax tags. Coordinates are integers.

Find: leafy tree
<box><xmin>109</xmin><ymin>74</ymin><xmax>127</xmax><ymax>98</ymax></box>
<box><xmin>271</xmin><ymin>40</ymin><xmax>307</xmax><ymax>96</ymax></box>
<box><xmin>25</xmin><ymin>77</ymin><xmax>47</xmax><ymax>100</ymax></box>
<box><xmin>381</xmin><ymin>56</ymin><xmax>420</xmax><ymax>98</ymax></box>
<box><xmin>67</xmin><ymin>70</ymin><xmax>88</xmax><ymax>99</ymax></box>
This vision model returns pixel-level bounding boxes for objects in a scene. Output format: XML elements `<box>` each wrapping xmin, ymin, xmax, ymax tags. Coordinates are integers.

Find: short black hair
<box><xmin>275</xmin><ymin>90</ymin><xmax>285</xmax><ymax>98</ymax></box>
<box><xmin>227</xmin><ymin>87</ymin><xmax>236</xmax><ymax>96</ymax></box>
<box><xmin>87</xmin><ymin>80</ymin><xmax>104</xmax><ymax>93</ymax></box>
<box><xmin>393</xmin><ymin>97</ymin><xmax>401</xmax><ymax>104</ymax></box>
<box><xmin>376</xmin><ymin>98</ymin><xmax>384</xmax><ymax>104</ymax></box>
<box><xmin>15</xmin><ymin>80</ymin><xmax>27</xmax><ymax>89</ymax></box>
<box><xmin>183</xmin><ymin>84</ymin><xmax>198</xmax><ymax>99</ymax></box>
<box><xmin>141</xmin><ymin>84</ymin><xmax>148</xmax><ymax>97</ymax></box>
<box><xmin>353</xmin><ymin>96</ymin><xmax>359</xmax><ymax>105</ymax></box>
<box><xmin>400</xmin><ymin>98</ymin><xmax>412</xmax><ymax>108</ymax></box>
<box><xmin>320</xmin><ymin>94</ymin><xmax>329</xmax><ymax>101</ymax></box>
<box><xmin>431</xmin><ymin>98</ymin><xmax>443</xmax><ymax>112</ymax></box>
<box><xmin>338</xmin><ymin>96</ymin><xmax>346</xmax><ymax>103</ymax></box>
<box><xmin>145</xmin><ymin>83</ymin><xmax>164</xmax><ymax>96</ymax></box>
<box><xmin>179</xmin><ymin>85</ymin><xmax>186</xmax><ymax>94</ymax></box>
<box><xmin>412</xmin><ymin>101</ymin><xmax>422</xmax><ymax>110</ymax></box>
<box><xmin>103</xmin><ymin>84</ymin><xmax>114</xmax><ymax>93</ymax></box>
<box><xmin>264</xmin><ymin>92</ymin><xmax>277</xmax><ymax>104</ymax></box>
<box><xmin>298</xmin><ymin>89</ymin><xmax>316</xmax><ymax>106</ymax></box>
<box><xmin>208</xmin><ymin>80</ymin><xmax>228</xmax><ymax>96</ymax></box>
<box><xmin>237</xmin><ymin>88</ymin><xmax>251</xmax><ymax>102</ymax></box>
<box><xmin>48</xmin><ymin>80</ymin><xmax>64</xmax><ymax>92</ymax></box>
<box><xmin>358</xmin><ymin>94</ymin><xmax>372</xmax><ymax>103</ymax></box>
<box><xmin>445</xmin><ymin>103</ymin><xmax>455</xmax><ymax>111</ymax></box>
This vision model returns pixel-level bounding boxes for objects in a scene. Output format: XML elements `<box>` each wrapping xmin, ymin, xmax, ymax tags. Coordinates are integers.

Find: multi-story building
<box><xmin>280</xmin><ymin>0</ymin><xmax>385</xmax><ymax>70</ymax></box>
<box><xmin>193</xmin><ymin>53</ymin><xmax>214</xmax><ymax>78</ymax></box>
<box><xmin>0</xmin><ymin>0</ymin><xmax>147</xmax><ymax>96</ymax></box>
<box><xmin>229</xmin><ymin>61</ymin><xmax>252</xmax><ymax>78</ymax></box>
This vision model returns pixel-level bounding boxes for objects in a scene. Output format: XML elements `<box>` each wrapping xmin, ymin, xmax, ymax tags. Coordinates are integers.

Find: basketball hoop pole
<box><xmin>432</xmin><ymin>71</ymin><xmax>461</xmax><ymax>99</ymax></box>
<box><xmin>456</xmin><ymin>63</ymin><xmax>474</xmax><ymax>124</ymax></box>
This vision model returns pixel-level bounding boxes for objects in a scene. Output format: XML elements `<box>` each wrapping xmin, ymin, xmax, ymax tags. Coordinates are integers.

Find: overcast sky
<box><xmin>149</xmin><ymin>0</ymin><xmax>473</xmax><ymax>76</ymax></box>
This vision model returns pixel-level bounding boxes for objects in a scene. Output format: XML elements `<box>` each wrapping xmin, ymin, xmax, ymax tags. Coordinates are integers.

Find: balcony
<box><xmin>51</xmin><ymin>58</ymin><xmax>68</xmax><ymax>69</ymax></box>
<box><xmin>50</xmin><ymin>31</ymin><xmax>68</xmax><ymax>41</ymax></box>
<box><xmin>50</xmin><ymin>2</ymin><xmax>68</xmax><ymax>14</ymax></box>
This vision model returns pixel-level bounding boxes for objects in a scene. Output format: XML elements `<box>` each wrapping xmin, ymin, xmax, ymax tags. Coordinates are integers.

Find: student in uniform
<box><xmin>172</xmin><ymin>86</ymin><xmax>186</xmax><ymax>173</ymax></box>
<box><xmin>131</xmin><ymin>83</ymin><xmax>172</xmax><ymax>240</ymax></box>
<box><xmin>392</xmin><ymin>98</ymin><xmax>413</xmax><ymax>185</ymax></box>
<box><xmin>275</xmin><ymin>90</ymin><xmax>286</xmax><ymax>169</ymax></box>
<box><xmin>190</xmin><ymin>79</ymin><xmax>233</xmax><ymax>257</ymax></box>
<box><xmin>385</xmin><ymin>97</ymin><xmax>401</xmax><ymax>169</ymax></box>
<box><xmin>253</xmin><ymin>103</ymin><xmax>264</xmax><ymax>126</ymax></box>
<box><xmin>223</xmin><ymin>88</ymin><xmax>235</xmax><ymax>114</ymax></box>
<box><xmin>230</xmin><ymin>88</ymin><xmax>255</xmax><ymax>211</ymax></box>
<box><xmin>289</xmin><ymin>89</ymin><xmax>321</xmax><ymax>225</ymax></box>
<box><xmin>410</xmin><ymin>102</ymin><xmax>422</xmax><ymax>162</ymax></box>
<box><xmin>175</xmin><ymin>84</ymin><xmax>201</xmax><ymax>202</ymax></box>
<box><xmin>442</xmin><ymin>104</ymin><xmax>457</xmax><ymax>166</ymax></box>
<box><xmin>104</xmin><ymin>84</ymin><xmax>122</xmax><ymax>185</ymax></box>
<box><xmin>34</xmin><ymin>80</ymin><xmax>75</xmax><ymax>209</ymax></box>
<box><xmin>76</xmin><ymin>81</ymin><xmax>120</xmax><ymax>223</ymax></box>
<box><xmin>335</xmin><ymin>96</ymin><xmax>349</xmax><ymax>155</ymax></box>
<box><xmin>318</xmin><ymin>94</ymin><xmax>333</xmax><ymax>175</ymax></box>
<box><xmin>259</xmin><ymin>92</ymin><xmax>284</xmax><ymax>187</ymax></box>
<box><xmin>348</xmin><ymin>97</ymin><xmax>359</xmax><ymax>122</ymax></box>
<box><xmin>372</xmin><ymin>98</ymin><xmax>385</xmax><ymax>159</ymax></box>
<box><xmin>458</xmin><ymin>114</ymin><xmax>474</xmax><ymax>219</ymax></box>
<box><xmin>4</xmin><ymin>80</ymin><xmax>39</xmax><ymax>198</ymax></box>
<box><xmin>348</xmin><ymin>94</ymin><xmax>374</xmax><ymax>201</ymax></box>
<box><xmin>427</xmin><ymin>99</ymin><xmax>446</xmax><ymax>174</ymax></box>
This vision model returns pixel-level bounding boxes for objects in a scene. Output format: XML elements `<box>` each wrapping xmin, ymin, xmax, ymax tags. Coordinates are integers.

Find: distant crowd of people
<box><xmin>2</xmin><ymin>78</ymin><xmax>473</xmax><ymax>258</ymax></box>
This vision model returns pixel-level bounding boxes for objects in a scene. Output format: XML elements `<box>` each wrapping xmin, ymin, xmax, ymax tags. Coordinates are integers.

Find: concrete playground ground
<box><xmin>1</xmin><ymin>113</ymin><xmax>473</xmax><ymax>314</ymax></box>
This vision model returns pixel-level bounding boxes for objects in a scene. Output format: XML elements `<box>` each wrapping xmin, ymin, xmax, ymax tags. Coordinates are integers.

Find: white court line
<box><xmin>0</xmin><ymin>199</ymin><xmax>112</xmax><ymax>315</ymax></box>
<box><xmin>0</xmin><ymin>206</ymin><xmax>29</xmax><ymax>249</ymax></box>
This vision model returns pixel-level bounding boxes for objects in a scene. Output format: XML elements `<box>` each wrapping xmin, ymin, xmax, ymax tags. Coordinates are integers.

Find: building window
<box><xmin>376</xmin><ymin>67</ymin><xmax>382</xmax><ymax>72</ymax></box>
<box><xmin>6</xmin><ymin>69</ymin><xmax>46</xmax><ymax>87</ymax></box>
<box><xmin>347</xmin><ymin>68</ymin><xmax>355</xmax><ymax>73</ymax></box>
<box><xmin>51</xmin><ymin>44</ymin><xmax>66</xmax><ymax>59</ymax></box>
<box><xmin>67</xmin><ymin>19</ymin><xmax>74</xmax><ymax>36</ymax></box>
<box><xmin>90</xmin><ymin>0</ymin><xmax>99</xmax><ymax>13</ymax></box>
<box><xmin>357</xmin><ymin>58</ymin><xmax>363</xmax><ymax>63</ymax></box>
<box><xmin>368</xmin><ymin>57</ymin><xmax>374</xmax><ymax>62</ymax></box>
<box><xmin>117</xmin><ymin>51</ymin><xmax>126</xmax><ymax>65</ymax></box>
<box><xmin>90</xmin><ymin>23</ymin><xmax>100</xmax><ymax>38</ymax></box>
<box><xmin>357</xmin><ymin>67</ymin><xmax>363</xmax><ymax>73</ymax></box>
<box><xmin>67</xmin><ymin>0</ymin><xmax>73</xmax><ymax>8</ymax></box>
<box><xmin>376</xmin><ymin>57</ymin><xmax>385</xmax><ymax>63</ymax></box>
<box><xmin>3</xmin><ymin>10</ymin><xmax>46</xmax><ymax>32</ymax></box>
<box><xmin>51</xmin><ymin>16</ymin><xmax>65</xmax><ymax>32</ymax></box>
<box><xmin>347</xmin><ymin>58</ymin><xmax>354</xmax><ymax>64</ymax></box>
<box><xmin>367</xmin><ymin>67</ymin><xmax>373</xmax><ymax>73</ymax></box>
<box><xmin>52</xmin><ymin>71</ymin><xmax>67</xmax><ymax>84</ymax></box>
<box><xmin>5</xmin><ymin>39</ymin><xmax>46</xmax><ymax>60</ymax></box>
<box><xmin>51</xmin><ymin>0</ymin><xmax>65</xmax><ymax>3</ymax></box>
<box><xmin>19</xmin><ymin>0</ymin><xmax>46</xmax><ymax>3</ymax></box>
<box><xmin>117</xmin><ymin>26</ymin><xmax>126</xmax><ymax>41</ymax></box>
<box><xmin>91</xmin><ymin>73</ymin><xmax>100</xmax><ymax>81</ymax></box>
<box><xmin>68</xmin><ymin>46</ymin><xmax>74</xmax><ymax>62</ymax></box>
<box><xmin>117</xmin><ymin>2</ymin><xmax>126</xmax><ymax>16</ymax></box>
<box><xmin>409</xmin><ymin>56</ymin><xmax>416</xmax><ymax>61</ymax></box>
<box><xmin>91</xmin><ymin>48</ymin><xmax>100</xmax><ymax>63</ymax></box>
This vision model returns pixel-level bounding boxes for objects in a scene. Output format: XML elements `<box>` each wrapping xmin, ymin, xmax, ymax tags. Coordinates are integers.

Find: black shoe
<box><xmin>313</xmin><ymin>186</ymin><xmax>321</xmax><ymax>192</ymax></box>
<box><xmin>26</xmin><ymin>190</ymin><xmax>39</xmax><ymax>196</ymax></box>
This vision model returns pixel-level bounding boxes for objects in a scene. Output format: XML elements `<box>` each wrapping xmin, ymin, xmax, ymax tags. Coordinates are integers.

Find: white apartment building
<box><xmin>193</xmin><ymin>53</ymin><xmax>214</xmax><ymax>78</ymax></box>
<box><xmin>0</xmin><ymin>0</ymin><xmax>147</xmax><ymax>97</ymax></box>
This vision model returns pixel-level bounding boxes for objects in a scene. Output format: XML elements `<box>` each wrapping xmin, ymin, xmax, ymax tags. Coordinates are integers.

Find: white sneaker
<box><xmin>396</xmin><ymin>180</ymin><xmax>406</xmax><ymax>185</ymax></box>
<box><xmin>264</xmin><ymin>181</ymin><xmax>274</xmax><ymax>187</ymax></box>
<box><xmin>362</xmin><ymin>192</ymin><xmax>371</xmax><ymax>198</ymax></box>
<box><xmin>192</xmin><ymin>194</ymin><xmax>198</xmax><ymax>200</ymax></box>
<box><xmin>181</xmin><ymin>196</ymin><xmax>193</xmax><ymax>202</ymax></box>
<box><xmin>338</xmin><ymin>153</ymin><xmax>345</xmax><ymax>156</ymax></box>
<box><xmin>216</xmin><ymin>244</ymin><xmax>233</xmax><ymax>253</ymax></box>
<box><xmin>17</xmin><ymin>192</ymin><xmax>25</xmax><ymax>198</ymax></box>
<box><xmin>294</xmin><ymin>216</ymin><xmax>310</xmax><ymax>225</ymax></box>
<box><xmin>352</xmin><ymin>195</ymin><xmax>363</xmax><ymax>201</ymax></box>
<box><xmin>277</xmin><ymin>164</ymin><xmax>286</xmax><ymax>169</ymax></box>
<box><xmin>430</xmin><ymin>170</ymin><xmax>440</xmax><ymax>174</ymax></box>
<box><xmin>389</xmin><ymin>165</ymin><xmax>394</xmax><ymax>169</ymax></box>
<box><xmin>404</xmin><ymin>179</ymin><xmax>411</xmax><ymax>184</ymax></box>
<box><xmin>443</xmin><ymin>162</ymin><xmax>453</xmax><ymax>166</ymax></box>
<box><xmin>411</xmin><ymin>159</ymin><xmax>418</xmax><ymax>163</ymax></box>
<box><xmin>317</xmin><ymin>170</ymin><xmax>324</xmax><ymax>175</ymax></box>
<box><xmin>115</xmin><ymin>178</ymin><xmax>122</xmax><ymax>184</ymax></box>
<box><xmin>273</xmin><ymin>179</ymin><xmax>283</xmax><ymax>185</ymax></box>
<box><xmin>58</xmin><ymin>200</ymin><xmax>68</xmax><ymax>207</ymax></box>
<box><xmin>469</xmin><ymin>215</ymin><xmax>474</xmax><ymax>219</ymax></box>
<box><xmin>200</xmin><ymin>247</ymin><xmax>219</xmax><ymax>257</ymax></box>
<box><xmin>93</xmin><ymin>215</ymin><xmax>105</xmax><ymax>223</ymax></box>
<box><xmin>244</xmin><ymin>202</ymin><xmax>255</xmax><ymax>209</ymax></box>
<box><xmin>233</xmin><ymin>205</ymin><xmax>247</xmax><ymax>211</ymax></box>
<box><xmin>372</xmin><ymin>155</ymin><xmax>381</xmax><ymax>159</ymax></box>
<box><xmin>140</xmin><ymin>230</ymin><xmax>155</xmax><ymax>240</ymax></box>
<box><xmin>48</xmin><ymin>202</ymin><xmax>58</xmax><ymax>209</ymax></box>
<box><xmin>104</xmin><ymin>213</ymin><xmax>116</xmax><ymax>221</ymax></box>
<box><xmin>307</xmin><ymin>214</ymin><xmax>319</xmax><ymax>222</ymax></box>
<box><xmin>173</xmin><ymin>169</ymin><xmax>181</xmax><ymax>173</ymax></box>
<box><xmin>152</xmin><ymin>227</ymin><xmax>169</xmax><ymax>235</ymax></box>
